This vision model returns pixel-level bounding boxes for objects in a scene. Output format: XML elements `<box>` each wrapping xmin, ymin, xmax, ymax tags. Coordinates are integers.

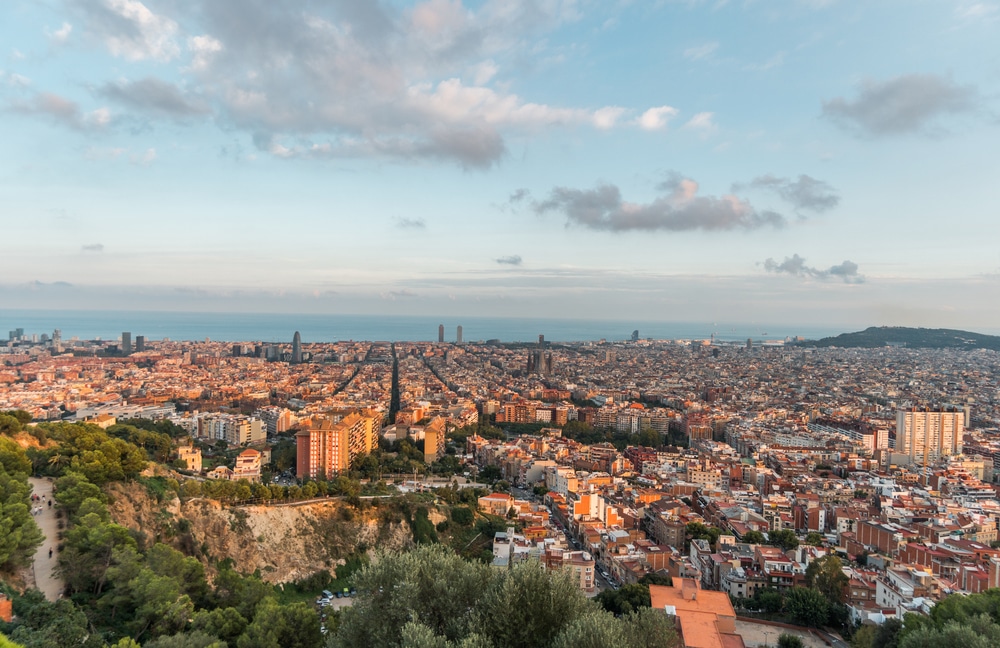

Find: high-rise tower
<box><xmin>121</xmin><ymin>331</ymin><xmax>132</xmax><ymax>356</ymax></box>
<box><xmin>456</xmin><ymin>325</ymin><xmax>463</xmax><ymax>344</ymax></box>
<box><xmin>135</xmin><ymin>335</ymin><xmax>146</xmax><ymax>353</ymax></box>
<box><xmin>291</xmin><ymin>331</ymin><xmax>302</xmax><ymax>364</ymax></box>
<box><xmin>438</xmin><ymin>324</ymin><xmax>445</xmax><ymax>343</ymax></box>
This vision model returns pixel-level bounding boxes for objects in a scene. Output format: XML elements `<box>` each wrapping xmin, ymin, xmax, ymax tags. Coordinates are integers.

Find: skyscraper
<box><xmin>456</xmin><ymin>325</ymin><xmax>463</xmax><ymax>344</ymax></box>
<box><xmin>121</xmin><ymin>331</ymin><xmax>132</xmax><ymax>356</ymax></box>
<box><xmin>52</xmin><ymin>329</ymin><xmax>61</xmax><ymax>353</ymax></box>
<box><xmin>896</xmin><ymin>408</ymin><xmax>965</xmax><ymax>463</ymax></box>
<box><xmin>539</xmin><ymin>334</ymin><xmax>545</xmax><ymax>345</ymax></box>
<box><xmin>135</xmin><ymin>335</ymin><xmax>145</xmax><ymax>353</ymax></box>
<box><xmin>438</xmin><ymin>324</ymin><xmax>444</xmax><ymax>343</ymax></box>
<box><xmin>291</xmin><ymin>331</ymin><xmax>302</xmax><ymax>364</ymax></box>
<box><xmin>631</xmin><ymin>330</ymin><xmax>639</xmax><ymax>343</ymax></box>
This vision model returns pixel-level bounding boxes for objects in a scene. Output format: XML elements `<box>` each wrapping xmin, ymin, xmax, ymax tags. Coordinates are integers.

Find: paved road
<box><xmin>28</xmin><ymin>477</ymin><xmax>64</xmax><ymax>600</ymax></box>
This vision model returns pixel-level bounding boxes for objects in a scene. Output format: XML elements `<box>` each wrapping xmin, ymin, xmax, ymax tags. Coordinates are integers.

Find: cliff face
<box><xmin>106</xmin><ymin>484</ymin><xmax>412</xmax><ymax>583</ymax></box>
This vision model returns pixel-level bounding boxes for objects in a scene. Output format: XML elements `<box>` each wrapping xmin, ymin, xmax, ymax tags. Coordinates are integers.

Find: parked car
<box><xmin>322</xmin><ymin>590</ymin><xmax>334</xmax><ymax>598</ymax></box>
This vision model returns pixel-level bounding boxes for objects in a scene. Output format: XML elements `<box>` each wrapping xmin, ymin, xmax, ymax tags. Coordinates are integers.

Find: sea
<box><xmin>1</xmin><ymin>309</ymin><xmax>847</xmax><ymax>344</ymax></box>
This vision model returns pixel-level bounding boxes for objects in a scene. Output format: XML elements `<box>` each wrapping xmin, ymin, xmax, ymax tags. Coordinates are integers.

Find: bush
<box><xmin>778</xmin><ymin>634</ymin><xmax>804</xmax><ymax>648</ymax></box>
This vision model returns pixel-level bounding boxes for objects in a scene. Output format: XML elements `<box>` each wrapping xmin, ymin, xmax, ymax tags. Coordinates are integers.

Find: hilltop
<box><xmin>797</xmin><ymin>326</ymin><xmax>1000</xmax><ymax>351</ymax></box>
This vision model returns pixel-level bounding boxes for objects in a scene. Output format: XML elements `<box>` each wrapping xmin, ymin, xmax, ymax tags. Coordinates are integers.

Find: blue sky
<box><xmin>1</xmin><ymin>0</ymin><xmax>998</xmax><ymax>329</ymax></box>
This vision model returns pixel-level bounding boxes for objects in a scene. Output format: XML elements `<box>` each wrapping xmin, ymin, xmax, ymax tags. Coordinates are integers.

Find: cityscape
<box><xmin>2</xmin><ymin>0</ymin><xmax>999</xmax><ymax>646</ymax></box>
<box><xmin>3</xmin><ymin>321</ymin><xmax>1000</xmax><ymax>646</ymax></box>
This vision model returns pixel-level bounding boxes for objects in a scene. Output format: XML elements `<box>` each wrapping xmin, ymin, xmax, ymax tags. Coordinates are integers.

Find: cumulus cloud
<box><xmin>8</xmin><ymin>92</ymin><xmax>111</xmax><ymax>131</ymax></box>
<box><xmin>72</xmin><ymin>0</ymin><xmax>180</xmax><ymax>62</ymax></box>
<box><xmin>822</xmin><ymin>74</ymin><xmax>978</xmax><ymax>136</ymax></box>
<box><xmin>534</xmin><ymin>172</ymin><xmax>786</xmax><ymax>233</ymax></box>
<box><xmin>98</xmin><ymin>77</ymin><xmax>209</xmax><ymax>119</ymax></box>
<box><xmin>763</xmin><ymin>254</ymin><xmax>864</xmax><ymax>283</ymax></box>
<box><xmin>48</xmin><ymin>1</ymin><xmax>675</xmax><ymax>168</ymax></box>
<box><xmin>735</xmin><ymin>174</ymin><xmax>840</xmax><ymax>213</ymax></box>
<box><xmin>495</xmin><ymin>255</ymin><xmax>523</xmax><ymax>265</ymax></box>
<box><xmin>636</xmin><ymin>105</ymin><xmax>679</xmax><ymax>131</ymax></box>
<box><xmin>395</xmin><ymin>217</ymin><xmax>426</xmax><ymax>229</ymax></box>
<box><xmin>82</xmin><ymin>243</ymin><xmax>105</xmax><ymax>252</ymax></box>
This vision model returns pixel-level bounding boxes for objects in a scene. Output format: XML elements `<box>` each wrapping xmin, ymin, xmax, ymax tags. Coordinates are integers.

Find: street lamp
<box><xmin>762</xmin><ymin>630</ymin><xmax>773</xmax><ymax>647</ymax></box>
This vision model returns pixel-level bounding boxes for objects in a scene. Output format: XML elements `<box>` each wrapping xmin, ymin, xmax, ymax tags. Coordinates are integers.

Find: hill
<box><xmin>798</xmin><ymin>326</ymin><xmax>1000</xmax><ymax>351</ymax></box>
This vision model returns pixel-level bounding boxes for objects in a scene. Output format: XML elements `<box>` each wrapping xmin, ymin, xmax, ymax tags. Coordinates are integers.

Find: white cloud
<box><xmin>187</xmin><ymin>35</ymin><xmax>223</xmax><ymax>71</ymax></box>
<box><xmin>636</xmin><ymin>105</ymin><xmax>679</xmax><ymax>131</ymax></box>
<box><xmin>683</xmin><ymin>41</ymin><xmax>718</xmax><ymax>61</ymax></box>
<box><xmin>683</xmin><ymin>111</ymin><xmax>717</xmax><ymax>134</ymax></box>
<box><xmin>46</xmin><ymin>22</ymin><xmax>73</xmax><ymax>44</ymax></box>
<box><xmin>472</xmin><ymin>59</ymin><xmax>499</xmax><ymax>85</ymax></box>
<box><xmin>592</xmin><ymin>106</ymin><xmax>626</xmax><ymax>129</ymax></box>
<box><xmin>81</xmin><ymin>0</ymin><xmax>180</xmax><ymax>62</ymax></box>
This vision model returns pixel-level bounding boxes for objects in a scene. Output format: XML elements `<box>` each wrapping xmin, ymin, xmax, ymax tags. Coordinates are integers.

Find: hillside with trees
<box><xmin>797</xmin><ymin>326</ymin><xmax>1000</xmax><ymax>351</ymax></box>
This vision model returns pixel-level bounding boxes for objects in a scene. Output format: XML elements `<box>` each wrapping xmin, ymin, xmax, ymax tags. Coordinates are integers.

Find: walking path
<box><xmin>28</xmin><ymin>477</ymin><xmax>64</xmax><ymax>600</ymax></box>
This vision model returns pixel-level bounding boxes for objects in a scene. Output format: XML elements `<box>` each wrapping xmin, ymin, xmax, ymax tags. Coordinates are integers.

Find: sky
<box><xmin>1</xmin><ymin>0</ymin><xmax>999</xmax><ymax>330</ymax></box>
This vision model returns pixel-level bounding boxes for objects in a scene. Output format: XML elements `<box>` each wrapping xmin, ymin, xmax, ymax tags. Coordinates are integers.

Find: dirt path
<box><xmin>28</xmin><ymin>477</ymin><xmax>64</xmax><ymax>600</ymax></box>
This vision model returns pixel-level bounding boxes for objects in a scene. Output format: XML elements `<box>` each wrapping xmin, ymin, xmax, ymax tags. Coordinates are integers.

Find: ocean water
<box><xmin>0</xmin><ymin>309</ymin><xmax>846</xmax><ymax>344</ymax></box>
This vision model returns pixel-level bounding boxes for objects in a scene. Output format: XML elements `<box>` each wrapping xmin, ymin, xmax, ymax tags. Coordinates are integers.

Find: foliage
<box><xmin>767</xmin><ymin>529</ymin><xmax>800</xmax><ymax>551</ymax></box>
<box><xmin>0</xmin><ymin>441</ymin><xmax>43</xmax><ymax>570</ymax></box>
<box><xmin>236</xmin><ymin>598</ymin><xmax>322</xmax><ymax>648</ymax></box>
<box><xmin>783</xmin><ymin>587</ymin><xmax>828</xmax><ymax>627</ymax></box>
<box><xmin>806</xmin><ymin>555</ymin><xmax>848</xmax><ymax>604</ymax></box>
<box><xmin>333</xmin><ymin>544</ymin><xmax>494</xmax><ymax>647</ymax></box>
<box><xmin>805</xmin><ymin>532</ymin><xmax>825</xmax><ymax>546</ymax></box>
<box><xmin>469</xmin><ymin>560</ymin><xmax>595</xmax><ymax>648</ymax></box>
<box><xmin>451</xmin><ymin>506</ymin><xmax>474</xmax><ymax>526</ymax></box>
<box><xmin>6</xmin><ymin>596</ymin><xmax>103</xmax><ymax>648</ymax></box>
<box><xmin>596</xmin><ymin>583</ymin><xmax>651</xmax><ymax>616</ymax></box>
<box><xmin>778</xmin><ymin>634</ymin><xmax>805</xmax><ymax>648</ymax></box>
<box><xmin>742</xmin><ymin>530</ymin><xmax>766</xmax><ymax>544</ymax></box>
<box><xmin>686</xmin><ymin>521</ymin><xmax>724</xmax><ymax>549</ymax></box>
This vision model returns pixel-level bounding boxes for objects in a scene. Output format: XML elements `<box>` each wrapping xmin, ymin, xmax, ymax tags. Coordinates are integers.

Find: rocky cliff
<box><xmin>106</xmin><ymin>483</ymin><xmax>413</xmax><ymax>584</ymax></box>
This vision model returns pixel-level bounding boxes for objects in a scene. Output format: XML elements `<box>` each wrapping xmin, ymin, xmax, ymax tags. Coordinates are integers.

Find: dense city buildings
<box><xmin>5</xmin><ymin>323</ymin><xmax>1000</xmax><ymax>622</ymax></box>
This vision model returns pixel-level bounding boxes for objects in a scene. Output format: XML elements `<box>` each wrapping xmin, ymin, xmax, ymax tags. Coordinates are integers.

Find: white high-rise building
<box><xmin>896</xmin><ymin>409</ymin><xmax>964</xmax><ymax>463</ymax></box>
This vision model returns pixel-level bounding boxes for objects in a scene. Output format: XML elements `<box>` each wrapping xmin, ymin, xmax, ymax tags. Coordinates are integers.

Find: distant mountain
<box><xmin>797</xmin><ymin>326</ymin><xmax>1000</xmax><ymax>351</ymax></box>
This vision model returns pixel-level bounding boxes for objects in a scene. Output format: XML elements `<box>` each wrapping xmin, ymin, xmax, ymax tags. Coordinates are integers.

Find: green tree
<box><xmin>191</xmin><ymin>606</ymin><xmax>248</xmax><ymax>644</ymax></box>
<box><xmin>0</xmin><ymin>438</ymin><xmax>32</xmax><ymax>477</ymax></box>
<box><xmin>899</xmin><ymin>620</ymin><xmax>996</xmax><ymax>648</ymax></box>
<box><xmin>53</xmin><ymin>471</ymin><xmax>106</xmax><ymax>518</ymax></box>
<box><xmin>551</xmin><ymin>612</ymin><xmax>630</xmax><ymax>648</ymax></box>
<box><xmin>805</xmin><ymin>532</ymin><xmax>825</xmax><ymax>546</ymax></box>
<box><xmin>742</xmin><ymin>530</ymin><xmax>766</xmax><ymax>544</ymax></box>
<box><xmin>778</xmin><ymin>634</ymin><xmax>805</xmax><ymax>648</ymax></box>
<box><xmin>333</xmin><ymin>544</ymin><xmax>493</xmax><ymax>648</ymax></box>
<box><xmin>783</xmin><ymin>587</ymin><xmax>828</xmax><ymax>627</ymax></box>
<box><xmin>236</xmin><ymin>599</ymin><xmax>321</xmax><ymax>648</ymax></box>
<box><xmin>0</xmin><ymin>463</ymin><xmax>43</xmax><ymax>569</ymax></box>
<box><xmin>471</xmin><ymin>560</ymin><xmax>594</xmax><ymax>648</ymax></box>
<box><xmin>59</xmin><ymin>504</ymin><xmax>137</xmax><ymax>594</ymax></box>
<box><xmin>767</xmin><ymin>529</ymin><xmax>799</xmax><ymax>551</ymax></box>
<box><xmin>596</xmin><ymin>583</ymin><xmax>651</xmax><ymax>616</ymax></box>
<box><xmin>212</xmin><ymin>568</ymin><xmax>275</xmax><ymax>620</ymax></box>
<box><xmin>620</xmin><ymin>607</ymin><xmax>681</xmax><ymax>648</ymax></box>
<box><xmin>451</xmin><ymin>506</ymin><xmax>474</xmax><ymax>526</ymax></box>
<box><xmin>144</xmin><ymin>631</ymin><xmax>227</xmax><ymax>648</ymax></box>
<box><xmin>398</xmin><ymin>622</ymin><xmax>452</xmax><ymax>648</ymax></box>
<box><xmin>7</xmin><ymin>596</ymin><xmax>103</xmax><ymax>648</ymax></box>
<box><xmin>806</xmin><ymin>555</ymin><xmax>848</xmax><ymax>603</ymax></box>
